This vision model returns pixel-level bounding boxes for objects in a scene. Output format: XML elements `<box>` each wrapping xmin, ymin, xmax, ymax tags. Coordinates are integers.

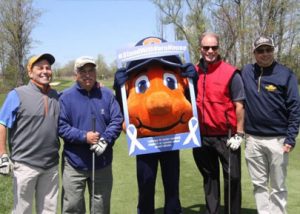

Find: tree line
<box><xmin>0</xmin><ymin>0</ymin><xmax>299</xmax><ymax>92</ymax></box>
<box><xmin>153</xmin><ymin>0</ymin><xmax>300</xmax><ymax>78</ymax></box>
<box><xmin>52</xmin><ymin>54</ymin><xmax>117</xmax><ymax>81</ymax></box>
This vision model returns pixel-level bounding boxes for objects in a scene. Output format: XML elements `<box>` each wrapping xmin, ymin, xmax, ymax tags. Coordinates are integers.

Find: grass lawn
<box><xmin>111</xmin><ymin>134</ymin><xmax>300</xmax><ymax>214</ymax></box>
<box><xmin>1</xmin><ymin>134</ymin><xmax>300</xmax><ymax>213</ymax></box>
<box><xmin>0</xmin><ymin>79</ymin><xmax>300</xmax><ymax>213</ymax></box>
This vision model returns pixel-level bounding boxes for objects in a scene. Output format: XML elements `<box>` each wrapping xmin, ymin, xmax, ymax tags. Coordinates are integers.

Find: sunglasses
<box><xmin>255</xmin><ymin>47</ymin><xmax>274</xmax><ymax>54</ymax></box>
<box><xmin>202</xmin><ymin>46</ymin><xmax>219</xmax><ymax>51</ymax></box>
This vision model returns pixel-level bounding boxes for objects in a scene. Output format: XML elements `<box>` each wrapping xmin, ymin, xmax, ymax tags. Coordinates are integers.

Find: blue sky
<box><xmin>30</xmin><ymin>0</ymin><xmax>175</xmax><ymax>67</ymax></box>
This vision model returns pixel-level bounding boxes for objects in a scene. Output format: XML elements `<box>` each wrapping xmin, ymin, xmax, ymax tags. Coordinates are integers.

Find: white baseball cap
<box><xmin>74</xmin><ymin>56</ymin><xmax>96</xmax><ymax>71</ymax></box>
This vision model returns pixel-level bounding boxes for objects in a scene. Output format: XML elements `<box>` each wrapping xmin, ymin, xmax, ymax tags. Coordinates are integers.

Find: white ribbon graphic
<box><xmin>127</xmin><ymin>124</ymin><xmax>146</xmax><ymax>155</ymax></box>
<box><xmin>183</xmin><ymin>117</ymin><xmax>200</xmax><ymax>146</ymax></box>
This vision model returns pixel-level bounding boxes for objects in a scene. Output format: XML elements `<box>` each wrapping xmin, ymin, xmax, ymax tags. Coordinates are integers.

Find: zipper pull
<box><xmin>257</xmin><ymin>67</ymin><xmax>263</xmax><ymax>93</ymax></box>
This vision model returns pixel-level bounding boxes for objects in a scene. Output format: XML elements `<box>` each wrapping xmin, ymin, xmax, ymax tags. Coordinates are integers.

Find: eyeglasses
<box><xmin>202</xmin><ymin>46</ymin><xmax>219</xmax><ymax>51</ymax></box>
<box><xmin>255</xmin><ymin>47</ymin><xmax>274</xmax><ymax>54</ymax></box>
<box><xmin>78</xmin><ymin>68</ymin><xmax>96</xmax><ymax>74</ymax></box>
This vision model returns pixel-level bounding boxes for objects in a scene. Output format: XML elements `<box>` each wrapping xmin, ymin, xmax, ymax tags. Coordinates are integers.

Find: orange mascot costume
<box><xmin>125</xmin><ymin>62</ymin><xmax>193</xmax><ymax>138</ymax></box>
<box><xmin>114</xmin><ymin>37</ymin><xmax>197</xmax><ymax>214</ymax></box>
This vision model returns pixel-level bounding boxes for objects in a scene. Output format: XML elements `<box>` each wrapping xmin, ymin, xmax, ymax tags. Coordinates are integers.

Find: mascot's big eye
<box><xmin>163</xmin><ymin>73</ymin><xmax>178</xmax><ymax>90</ymax></box>
<box><xmin>135</xmin><ymin>75</ymin><xmax>150</xmax><ymax>94</ymax></box>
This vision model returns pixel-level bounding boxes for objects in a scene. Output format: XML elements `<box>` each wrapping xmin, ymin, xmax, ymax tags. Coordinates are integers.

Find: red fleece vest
<box><xmin>196</xmin><ymin>60</ymin><xmax>237</xmax><ymax>136</ymax></box>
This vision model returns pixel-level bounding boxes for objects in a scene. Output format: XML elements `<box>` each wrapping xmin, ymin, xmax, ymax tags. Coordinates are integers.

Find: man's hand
<box><xmin>86</xmin><ymin>131</ymin><xmax>100</xmax><ymax>145</ymax></box>
<box><xmin>90</xmin><ymin>138</ymin><xmax>108</xmax><ymax>156</ymax></box>
<box><xmin>226</xmin><ymin>134</ymin><xmax>243</xmax><ymax>151</ymax></box>
<box><xmin>0</xmin><ymin>154</ymin><xmax>12</xmax><ymax>175</ymax></box>
<box><xmin>283</xmin><ymin>143</ymin><xmax>293</xmax><ymax>153</ymax></box>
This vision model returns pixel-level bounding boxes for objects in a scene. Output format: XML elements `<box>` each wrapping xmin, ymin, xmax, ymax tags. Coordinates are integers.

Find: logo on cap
<box><xmin>142</xmin><ymin>37</ymin><xmax>163</xmax><ymax>45</ymax></box>
<box><xmin>256</xmin><ymin>37</ymin><xmax>270</xmax><ymax>44</ymax></box>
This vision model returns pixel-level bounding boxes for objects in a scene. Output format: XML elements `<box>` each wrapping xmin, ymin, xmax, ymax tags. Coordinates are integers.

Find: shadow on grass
<box><xmin>155</xmin><ymin>204</ymin><xmax>257</xmax><ymax>214</ymax></box>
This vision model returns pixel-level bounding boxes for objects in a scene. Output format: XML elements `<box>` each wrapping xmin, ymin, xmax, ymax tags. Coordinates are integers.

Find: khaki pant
<box><xmin>12</xmin><ymin>162</ymin><xmax>59</xmax><ymax>214</ymax></box>
<box><xmin>245</xmin><ymin>134</ymin><xmax>288</xmax><ymax>214</ymax></box>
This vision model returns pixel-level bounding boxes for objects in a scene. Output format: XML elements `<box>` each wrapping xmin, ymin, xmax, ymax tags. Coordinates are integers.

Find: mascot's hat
<box><xmin>126</xmin><ymin>36</ymin><xmax>183</xmax><ymax>73</ymax></box>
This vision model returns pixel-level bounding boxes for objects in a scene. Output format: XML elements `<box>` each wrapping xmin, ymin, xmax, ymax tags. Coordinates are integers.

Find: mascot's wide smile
<box><xmin>126</xmin><ymin>64</ymin><xmax>193</xmax><ymax>137</ymax></box>
<box><xmin>135</xmin><ymin>113</ymin><xmax>187</xmax><ymax>132</ymax></box>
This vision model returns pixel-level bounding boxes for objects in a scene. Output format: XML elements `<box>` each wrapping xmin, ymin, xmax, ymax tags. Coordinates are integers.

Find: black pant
<box><xmin>136</xmin><ymin>150</ymin><xmax>182</xmax><ymax>214</ymax></box>
<box><xmin>193</xmin><ymin>136</ymin><xmax>241</xmax><ymax>214</ymax></box>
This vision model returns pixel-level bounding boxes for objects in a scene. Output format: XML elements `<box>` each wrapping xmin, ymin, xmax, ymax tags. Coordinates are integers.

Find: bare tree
<box><xmin>211</xmin><ymin>0</ymin><xmax>240</xmax><ymax>64</ymax></box>
<box><xmin>152</xmin><ymin>0</ymin><xmax>208</xmax><ymax>63</ymax></box>
<box><xmin>55</xmin><ymin>60</ymin><xmax>75</xmax><ymax>78</ymax></box>
<box><xmin>96</xmin><ymin>54</ymin><xmax>111</xmax><ymax>80</ymax></box>
<box><xmin>154</xmin><ymin>0</ymin><xmax>299</xmax><ymax>72</ymax></box>
<box><xmin>0</xmin><ymin>33</ymin><xmax>9</xmax><ymax>78</ymax></box>
<box><xmin>156</xmin><ymin>9</ymin><xmax>165</xmax><ymax>39</ymax></box>
<box><xmin>0</xmin><ymin>0</ymin><xmax>40</xmax><ymax>87</ymax></box>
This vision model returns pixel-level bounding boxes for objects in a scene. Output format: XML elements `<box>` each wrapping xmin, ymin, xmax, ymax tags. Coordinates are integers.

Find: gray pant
<box><xmin>62</xmin><ymin>159</ymin><xmax>113</xmax><ymax>214</ymax></box>
<box><xmin>12</xmin><ymin>162</ymin><xmax>58</xmax><ymax>214</ymax></box>
<box><xmin>245</xmin><ymin>134</ymin><xmax>288</xmax><ymax>214</ymax></box>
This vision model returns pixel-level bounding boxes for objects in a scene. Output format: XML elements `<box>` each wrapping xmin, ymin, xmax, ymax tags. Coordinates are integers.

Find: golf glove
<box><xmin>226</xmin><ymin>134</ymin><xmax>244</xmax><ymax>151</ymax></box>
<box><xmin>0</xmin><ymin>154</ymin><xmax>12</xmax><ymax>175</ymax></box>
<box><xmin>90</xmin><ymin>138</ymin><xmax>108</xmax><ymax>156</ymax></box>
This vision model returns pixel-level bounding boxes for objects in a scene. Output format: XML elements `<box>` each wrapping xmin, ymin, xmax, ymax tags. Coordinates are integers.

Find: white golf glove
<box><xmin>90</xmin><ymin>138</ymin><xmax>108</xmax><ymax>156</ymax></box>
<box><xmin>0</xmin><ymin>154</ymin><xmax>13</xmax><ymax>175</ymax></box>
<box><xmin>226</xmin><ymin>134</ymin><xmax>244</xmax><ymax>151</ymax></box>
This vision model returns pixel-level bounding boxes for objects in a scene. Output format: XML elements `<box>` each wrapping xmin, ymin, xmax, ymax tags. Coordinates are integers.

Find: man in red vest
<box><xmin>193</xmin><ymin>32</ymin><xmax>245</xmax><ymax>214</ymax></box>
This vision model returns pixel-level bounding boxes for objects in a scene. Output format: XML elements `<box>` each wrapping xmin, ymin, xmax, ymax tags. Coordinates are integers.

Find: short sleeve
<box><xmin>0</xmin><ymin>90</ymin><xmax>20</xmax><ymax>128</ymax></box>
<box><xmin>230</xmin><ymin>72</ymin><xmax>245</xmax><ymax>102</ymax></box>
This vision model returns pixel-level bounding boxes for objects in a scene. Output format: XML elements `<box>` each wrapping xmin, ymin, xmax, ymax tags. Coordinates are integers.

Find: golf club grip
<box><xmin>228</xmin><ymin>128</ymin><xmax>231</xmax><ymax>139</ymax></box>
<box><xmin>92</xmin><ymin>117</ymin><xmax>96</xmax><ymax>132</ymax></box>
<box><xmin>225</xmin><ymin>110</ymin><xmax>232</xmax><ymax>139</ymax></box>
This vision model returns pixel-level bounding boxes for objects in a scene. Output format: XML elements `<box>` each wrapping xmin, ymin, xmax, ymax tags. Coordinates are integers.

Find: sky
<box><xmin>30</xmin><ymin>0</ymin><xmax>175</xmax><ymax>67</ymax></box>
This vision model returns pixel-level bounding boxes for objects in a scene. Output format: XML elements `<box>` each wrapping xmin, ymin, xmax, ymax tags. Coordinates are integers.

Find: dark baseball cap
<box><xmin>253</xmin><ymin>36</ymin><xmax>274</xmax><ymax>50</ymax></box>
<box><xmin>126</xmin><ymin>36</ymin><xmax>183</xmax><ymax>73</ymax></box>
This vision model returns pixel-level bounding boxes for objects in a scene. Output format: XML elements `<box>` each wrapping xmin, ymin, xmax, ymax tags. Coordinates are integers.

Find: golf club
<box><xmin>227</xmin><ymin>126</ymin><xmax>231</xmax><ymax>214</ymax></box>
<box><xmin>225</xmin><ymin>111</ymin><xmax>231</xmax><ymax>214</ymax></box>
<box><xmin>92</xmin><ymin>117</ymin><xmax>96</xmax><ymax>214</ymax></box>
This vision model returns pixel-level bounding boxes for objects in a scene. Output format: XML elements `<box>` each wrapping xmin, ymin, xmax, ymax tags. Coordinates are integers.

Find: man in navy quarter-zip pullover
<box><xmin>59</xmin><ymin>56</ymin><xmax>123</xmax><ymax>214</ymax></box>
<box><xmin>241</xmin><ymin>36</ymin><xmax>300</xmax><ymax>214</ymax></box>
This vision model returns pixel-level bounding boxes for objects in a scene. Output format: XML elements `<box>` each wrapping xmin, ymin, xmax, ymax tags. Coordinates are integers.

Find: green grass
<box><xmin>1</xmin><ymin>80</ymin><xmax>300</xmax><ymax>213</ymax></box>
<box><xmin>51</xmin><ymin>79</ymin><xmax>75</xmax><ymax>92</ymax></box>
<box><xmin>110</xmin><ymin>135</ymin><xmax>300</xmax><ymax>214</ymax></box>
<box><xmin>50</xmin><ymin>77</ymin><xmax>115</xmax><ymax>92</ymax></box>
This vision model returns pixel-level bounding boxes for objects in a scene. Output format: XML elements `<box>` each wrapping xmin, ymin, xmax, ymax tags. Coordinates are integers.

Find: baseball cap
<box><xmin>74</xmin><ymin>56</ymin><xmax>96</xmax><ymax>71</ymax></box>
<box><xmin>126</xmin><ymin>36</ymin><xmax>183</xmax><ymax>73</ymax></box>
<box><xmin>27</xmin><ymin>53</ymin><xmax>55</xmax><ymax>73</ymax></box>
<box><xmin>253</xmin><ymin>36</ymin><xmax>274</xmax><ymax>50</ymax></box>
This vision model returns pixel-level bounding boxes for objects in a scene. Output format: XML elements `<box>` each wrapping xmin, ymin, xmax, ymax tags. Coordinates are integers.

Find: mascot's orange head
<box><xmin>121</xmin><ymin>37</ymin><xmax>193</xmax><ymax>137</ymax></box>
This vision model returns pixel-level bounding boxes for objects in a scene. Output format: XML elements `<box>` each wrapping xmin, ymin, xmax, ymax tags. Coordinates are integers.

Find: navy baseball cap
<box><xmin>126</xmin><ymin>36</ymin><xmax>183</xmax><ymax>73</ymax></box>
